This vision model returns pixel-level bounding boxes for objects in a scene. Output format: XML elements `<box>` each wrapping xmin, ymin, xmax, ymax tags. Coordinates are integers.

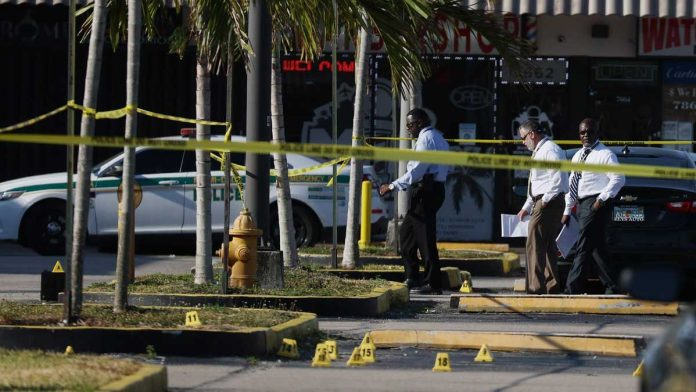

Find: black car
<box><xmin>565</xmin><ymin>146</ymin><xmax>696</xmax><ymax>267</ymax></box>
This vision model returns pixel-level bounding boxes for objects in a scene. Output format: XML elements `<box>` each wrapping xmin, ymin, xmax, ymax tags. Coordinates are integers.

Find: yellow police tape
<box><xmin>0</xmin><ymin>102</ymin><xmax>231</xmax><ymax>134</ymax></box>
<box><xmin>364</xmin><ymin>136</ymin><xmax>695</xmax><ymax>145</ymax></box>
<box><xmin>1</xmin><ymin>133</ymin><xmax>696</xmax><ymax>181</ymax></box>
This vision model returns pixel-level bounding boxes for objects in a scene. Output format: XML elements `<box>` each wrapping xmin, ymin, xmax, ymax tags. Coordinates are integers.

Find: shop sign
<box><xmin>639</xmin><ymin>17</ymin><xmax>696</xmax><ymax>56</ymax></box>
<box><xmin>593</xmin><ymin>62</ymin><xmax>657</xmax><ymax>83</ymax></box>
<box><xmin>335</xmin><ymin>14</ymin><xmax>528</xmax><ymax>55</ymax></box>
<box><xmin>663</xmin><ymin>61</ymin><xmax>696</xmax><ymax>84</ymax></box>
<box><xmin>500</xmin><ymin>58</ymin><xmax>567</xmax><ymax>85</ymax></box>
<box><xmin>449</xmin><ymin>85</ymin><xmax>493</xmax><ymax>110</ymax></box>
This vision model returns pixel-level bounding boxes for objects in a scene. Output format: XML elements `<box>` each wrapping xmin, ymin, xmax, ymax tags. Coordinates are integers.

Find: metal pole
<box><xmin>245</xmin><ymin>0</ymin><xmax>271</xmax><ymax>245</ymax></box>
<box><xmin>330</xmin><ymin>0</ymin><xmax>338</xmax><ymax>268</ymax></box>
<box><xmin>63</xmin><ymin>0</ymin><xmax>76</xmax><ymax>324</ymax></box>
<box><xmin>222</xmin><ymin>35</ymin><xmax>233</xmax><ymax>294</ymax></box>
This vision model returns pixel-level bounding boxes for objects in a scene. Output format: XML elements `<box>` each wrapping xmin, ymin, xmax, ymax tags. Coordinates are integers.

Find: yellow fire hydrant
<box><xmin>218</xmin><ymin>208</ymin><xmax>263</xmax><ymax>288</ymax></box>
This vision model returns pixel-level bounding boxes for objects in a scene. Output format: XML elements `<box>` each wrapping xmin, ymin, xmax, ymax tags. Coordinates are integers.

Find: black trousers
<box><xmin>565</xmin><ymin>196</ymin><xmax>618</xmax><ymax>294</ymax></box>
<box><xmin>400</xmin><ymin>179</ymin><xmax>446</xmax><ymax>289</ymax></box>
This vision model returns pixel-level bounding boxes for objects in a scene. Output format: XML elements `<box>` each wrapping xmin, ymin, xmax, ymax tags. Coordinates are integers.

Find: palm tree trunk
<box><xmin>270</xmin><ymin>45</ymin><xmax>298</xmax><ymax>267</ymax></box>
<box><xmin>70</xmin><ymin>0</ymin><xmax>107</xmax><ymax>317</ymax></box>
<box><xmin>341</xmin><ymin>26</ymin><xmax>369</xmax><ymax>269</ymax></box>
<box><xmin>194</xmin><ymin>55</ymin><xmax>213</xmax><ymax>284</ymax></box>
<box><xmin>114</xmin><ymin>0</ymin><xmax>141</xmax><ymax>313</ymax></box>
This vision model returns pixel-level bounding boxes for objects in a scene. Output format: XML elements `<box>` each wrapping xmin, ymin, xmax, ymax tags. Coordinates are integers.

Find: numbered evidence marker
<box><xmin>632</xmin><ymin>361</ymin><xmax>644</xmax><ymax>377</ymax></box>
<box><xmin>52</xmin><ymin>261</ymin><xmax>64</xmax><ymax>273</ymax></box>
<box><xmin>474</xmin><ymin>344</ymin><xmax>494</xmax><ymax>362</ymax></box>
<box><xmin>360</xmin><ymin>343</ymin><xmax>376</xmax><ymax>363</ymax></box>
<box><xmin>361</xmin><ymin>332</ymin><xmax>373</xmax><ymax>347</ymax></box>
<box><xmin>311</xmin><ymin>343</ymin><xmax>331</xmax><ymax>367</ymax></box>
<box><xmin>324</xmin><ymin>340</ymin><xmax>338</xmax><ymax>360</ymax></box>
<box><xmin>459</xmin><ymin>278</ymin><xmax>473</xmax><ymax>293</ymax></box>
<box><xmin>432</xmin><ymin>352</ymin><xmax>452</xmax><ymax>372</ymax></box>
<box><xmin>277</xmin><ymin>338</ymin><xmax>299</xmax><ymax>359</ymax></box>
<box><xmin>346</xmin><ymin>347</ymin><xmax>366</xmax><ymax>366</ymax></box>
<box><xmin>185</xmin><ymin>311</ymin><xmax>202</xmax><ymax>327</ymax></box>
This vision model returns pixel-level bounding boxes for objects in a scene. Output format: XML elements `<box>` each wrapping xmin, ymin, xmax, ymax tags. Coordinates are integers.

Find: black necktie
<box><xmin>569</xmin><ymin>147</ymin><xmax>592</xmax><ymax>201</ymax></box>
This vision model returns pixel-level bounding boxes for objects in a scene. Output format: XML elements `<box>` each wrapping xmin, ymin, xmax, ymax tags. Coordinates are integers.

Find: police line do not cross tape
<box><xmin>1</xmin><ymin>133</ymin><xmax>695</xmax><ymax>181</ymax></box>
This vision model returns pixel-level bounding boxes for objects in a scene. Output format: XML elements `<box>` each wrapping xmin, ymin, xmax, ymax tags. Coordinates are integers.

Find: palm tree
<box><xmin>341</xmin><ymin>25</ymin><xmax>369</xmax><ymax>269</ymax></box>
<box><xmin>114</xmin><ymin>0</ymin><xmax>142</xmax><ymax>312</ymax></box>
<box><xmin>70</xmin><ymin>0</ymin><xmax>108</xmax><ymax>317</ymax></box>
<box><xmin>170</xmin><ymin>1</ymin><xmax>249</xmax><ymax>284</ymax></box>
<box><xmin>270</xmin><ymin>41</ymin><xmax>299</xmax><ymax>267</ymax></box>
<box><xmin>338</xmin><ymin>0</ymin><xmax>533</xmax><ymax>266</ymax></box>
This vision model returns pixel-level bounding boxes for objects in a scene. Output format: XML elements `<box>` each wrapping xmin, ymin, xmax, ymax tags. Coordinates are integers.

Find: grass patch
<box><xmin>0</xmin><ymin>301</ymin><xmax>296</xmax><ymax>331</ymax></box>
<box><xmin>0</xmin><ymin>348</ymin><xmax>141</xmax><ymax>391</ymax></box>
<box><xmin>300</xmin><ymin>244</ymin><xmax>500</xmax><ymax>259</ymax></box>
<box><xmin>86</xmin><ymin>268</ymin><xmax>390</xmax><ymax>297</ymax></box>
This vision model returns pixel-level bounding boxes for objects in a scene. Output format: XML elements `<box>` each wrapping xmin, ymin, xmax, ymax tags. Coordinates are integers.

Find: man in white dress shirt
<box><xmin>561</xmin><ymin>118</ymin><xmax>625</xmax><ymax>294</ymax></box>
<box><xmin>516</xmin><ymin>121</ymin><xmax>568</xmax><ymax>294</ymax></box>
<box><xmin>379</xmin><ymin>108</ymin><xmax>449</xmax><ymax>294</ymax></box>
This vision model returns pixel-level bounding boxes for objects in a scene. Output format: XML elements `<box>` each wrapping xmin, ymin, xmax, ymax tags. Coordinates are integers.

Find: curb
<box><xmin>300</xmin><ymin>252</ymin><xmax>521</xmax><ymax>276</ymax></box>
<box><xmin>369</xmin><ymin>330</ymin><xmax>642</xmax><ymax>357</ymax></box>
<box><xmin>81</xmin><ymin>283</ymin><xmax>407</xmax><ymax>317</ymax></box>
<box><xmin>0</xmin><ymin>308</ymin><xmax>317</xmax><ymax>357</ymax></box>
<box><xmin>437</xmin><ymin>242</ymin><xmax>510</xmax><ymax>252</ymax></box>
<box><xmin>451</xmin><ymin>294</ymin><xmax>679</xmax><ymax>315</ymax></box>
<box><xmin>99</xmin><ymin>364</ymin><xmax>167</xmax><ymax>392</ymax></box>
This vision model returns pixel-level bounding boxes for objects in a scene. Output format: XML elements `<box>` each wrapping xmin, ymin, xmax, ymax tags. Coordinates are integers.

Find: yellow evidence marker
<box><xmin>346</xmin><ymin>347</ymin><xmax>366</xmax><ymax>366</ymax></box>
<box><xmin>633</xmin><ymin>360</ymin><xmax>644</xmax><ymax>377</ymax></box>
<box><xmin>311</xmin><ymin>343</ymin><xmax>331</xmax><ymax>367</ymax></box>
<box><xmin>277</xmin><ymin>338</ymin><xmax>299</xmax><ymax>359</ymax></box>
<box><xmin>324</xmin><ymin>340</ymin><xmax>338</xmax><ymax>360</ymax></box>
<box><xmin>185</xmin><ymin>311</ymin><xmax>202</xmax><ymax>327</ymax></box>
<box><xmin>459</xmin><ymin>279</ymin><xmax>473</xmax><ymax>293</ymax></box>
<box><xmin>360</xmin><ymin>343</ymin><xmax>376</xmax><ymax>363</ymax></box>
<box><xmin>64</xmin><ymin>345</ymin><xmax>74</xmax><ymax>355</ymax></box>
<box><xmin>474</xmin><ymin>344</ymin><xmax>494</xmax><ymax>362</ymax></box>
<box><xmin>432</xmin><ymin>352</ymin><xmax>452</xmax><ymax>372</ymax></box>
<box><xmin>52</xmin><ymin>261</ymin><xmax>64</xmax><ymax>273</ymax></box>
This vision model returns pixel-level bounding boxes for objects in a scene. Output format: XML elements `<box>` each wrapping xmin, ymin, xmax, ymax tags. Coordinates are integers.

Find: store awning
<box><xmin>462</xmin><ymin>0</ymin><xmax>695</xmax><ymax>18</ymax></box>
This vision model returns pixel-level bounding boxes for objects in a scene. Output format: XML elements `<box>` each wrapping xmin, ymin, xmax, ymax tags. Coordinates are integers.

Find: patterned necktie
<box><xmin>568</xmin><ymin>147</ymin><xmax>592</xmax><ymax>201</ymax></box>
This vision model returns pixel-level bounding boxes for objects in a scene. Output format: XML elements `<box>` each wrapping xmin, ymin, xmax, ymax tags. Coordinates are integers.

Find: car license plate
<box><xmin>613</xmin><ymin>206</ymin><xmax>645</xmax><ymax>222</ymax></box>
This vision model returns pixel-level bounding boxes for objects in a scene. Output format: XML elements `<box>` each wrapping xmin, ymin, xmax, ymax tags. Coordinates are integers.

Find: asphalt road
<box><xmin>0</xmin><ymin>240</ymin><xmax>673</xmax><ymax>391</ymax></box>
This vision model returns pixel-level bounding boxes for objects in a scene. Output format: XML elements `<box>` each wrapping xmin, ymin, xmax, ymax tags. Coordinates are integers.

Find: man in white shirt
<box><xmin>562</xmin><ymin>118</ymin><xmax>625</xmax><ymax>294</ymax></box>
<box><xmin>516</xmin><ymin>121</ymin><xmax>568</xmax><ymax>294</ymax></box>
<box><xmin>379</xmin><ymin>108</ymin><xmax>449</xmax><ymax>295</ymax></box>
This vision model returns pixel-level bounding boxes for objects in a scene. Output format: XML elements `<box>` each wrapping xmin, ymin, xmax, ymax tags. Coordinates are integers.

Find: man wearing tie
<box><xmin>516</xmin><ymin>121</ymin><xmax>568</xmax><ymax>294</ymax></box>
<box><xmin>562</xmin><ymin>118</ymin><xmax>625</xmax><ymax>294</ymax></box>
<box><xmin>379</xmin><ymin>108</ymin><xmax>449</xmax><ymax>294</ymax></box>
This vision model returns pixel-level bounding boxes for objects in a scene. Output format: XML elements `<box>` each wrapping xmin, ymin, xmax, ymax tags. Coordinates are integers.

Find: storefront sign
<box><xmin>500</xmin><ymin>58</ymin><xmax>567</xmax><ymax>85</ymax></box>
<box><xmin>593</xmin><ymin>62</ymin><xmax>657</xmax><ymax>83</ymax></box>
<box><xmin>639</xmin><ymin>17</ymin><xmax>696</xmax><ymax>56</ymax></box>
<box><xmin>449</xmin><ymin>85</ymin><xmax>493</xmax><ymax>110</ymax></box>
<box><xmin>663</xmin><ymin>61</ymin><xmax>696</xmax><ymax>84</ymax></box>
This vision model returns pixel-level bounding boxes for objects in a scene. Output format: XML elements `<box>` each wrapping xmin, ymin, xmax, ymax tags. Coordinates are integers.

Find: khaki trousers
<box><xmin>526</xmin><ymin>195</ymin><xmax>564</xmax><ymax>294</ymax></box>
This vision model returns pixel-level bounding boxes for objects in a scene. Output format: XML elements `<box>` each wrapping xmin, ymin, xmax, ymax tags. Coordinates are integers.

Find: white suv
<box><xmin>0</xmin><ymin>135</ymin><xmax>390</xmax><ymax>254</ymax></box>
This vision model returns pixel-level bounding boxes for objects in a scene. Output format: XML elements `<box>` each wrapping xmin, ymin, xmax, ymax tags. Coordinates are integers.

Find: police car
<box><xmin>0</xmin><ymin>133</ymin><xmax>390</xmax><ymax>255</ymax></box>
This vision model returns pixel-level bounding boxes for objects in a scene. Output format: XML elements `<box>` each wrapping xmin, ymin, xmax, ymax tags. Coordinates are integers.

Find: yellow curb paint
<box><xmin>99</xmin><ymin>364</ymin><xmax>167</xmax><ymax>392</ymax></box>
<box><xmin>369</xmin><ymin>330</ymin><xmax>640</xmax><ymax>357</ymax></box>
<box><xmin>455</xmin><ymin>294</ymin><xmax>679</xmax><ymax>315</ymax></box>
<box><xmin>437</xmin><ymin>243</ymin><xmax>510</xmax><ymax>252</ymax></box>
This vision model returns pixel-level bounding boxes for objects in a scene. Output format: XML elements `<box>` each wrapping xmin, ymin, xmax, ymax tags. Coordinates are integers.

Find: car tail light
<box><xmin>665</xmin><ymin>201</ymin><xmax>695</xmax><ymax>213</ymax></box>
<box><xmin>180</xmin><ymin>128</ymin><xmax>195</xmax><ymax>137</ymax></box>
<box><xmin>371</xmin><ymin>209</ymin><xmax>383</xmax><ymax>214</ymax></box>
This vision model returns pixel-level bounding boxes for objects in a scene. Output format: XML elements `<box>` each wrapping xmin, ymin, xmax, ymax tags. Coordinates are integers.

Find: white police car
<box><xmin>0</xmin><ymin>134</ymin><xmax>390</xmax><ymax>254</ymax></box>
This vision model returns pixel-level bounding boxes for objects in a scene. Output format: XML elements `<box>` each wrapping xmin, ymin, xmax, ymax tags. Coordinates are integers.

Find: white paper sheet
<box><xmin>500</xmin><ymin>214</ymin><xmax>530</xmax><ymax>237</ymax></box>
<box><xmin>555</xmin><ymin>216</ymin><xmax>579</xmax><ymax>258</ymax></box>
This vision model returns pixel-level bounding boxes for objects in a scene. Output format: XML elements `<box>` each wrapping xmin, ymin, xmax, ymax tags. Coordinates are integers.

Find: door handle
<box><xmin>158</xmin><ymin>180</ymin><xmax>180</xmax><ymax>186</ymax></box>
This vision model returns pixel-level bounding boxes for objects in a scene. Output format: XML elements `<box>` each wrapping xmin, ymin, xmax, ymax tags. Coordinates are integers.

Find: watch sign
<box><xmin>639</xmin><ymin>17</ymin><xmax>696</xmax><ymax>56</ymax></box>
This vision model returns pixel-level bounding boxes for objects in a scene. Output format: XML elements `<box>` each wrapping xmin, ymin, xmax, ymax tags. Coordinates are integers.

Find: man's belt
<box><xmin>531</xmin><ymin>193</ymin><xmax>565</xmax><ymax>202</ymax></box>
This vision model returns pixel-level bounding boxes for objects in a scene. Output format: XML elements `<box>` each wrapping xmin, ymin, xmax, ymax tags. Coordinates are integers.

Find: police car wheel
<box><xmin>26</xmin><ymin>202</ymin><xmax>66</xmax><ymax>256</ymax></box>
<box><xmin>270</xmin><ymin>204</ymin><xmax>319</xmax><ymax>248</ymax></box>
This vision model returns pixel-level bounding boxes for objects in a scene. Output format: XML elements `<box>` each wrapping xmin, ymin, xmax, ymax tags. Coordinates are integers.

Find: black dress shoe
<box><xmin>411</xmin><ymin>284</ymin><xmax>443</xmax><ymax>295</ymax></box>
